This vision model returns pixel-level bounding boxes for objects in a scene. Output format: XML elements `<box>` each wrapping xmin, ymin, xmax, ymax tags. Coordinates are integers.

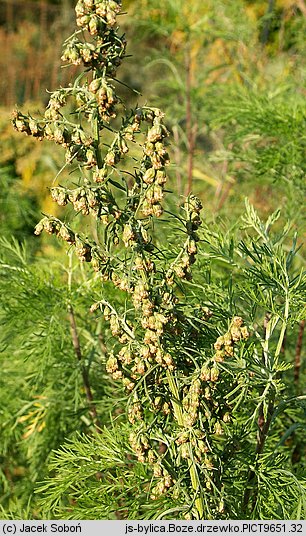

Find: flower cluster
<box><xmin>141</xmin><ymin>112</ymin><xmax>170</xmax><ymax>218</ymax></box>
<box><xmin>128</xmin><ymin>429</ymin><xmax>166</xmax><ymax>491</ymax></box>
<box><xmin>122</xmin><ymin>223</ymin><xmax>149</xmax><ymax>249</ymax></box>
<box><xmin>12</xmin><ymin>109</ymin><xmax>97</xmax><ymax>170</ymax></box>
<box><xmin>128</xmin><ymin>399</ymin><xmax>144</xmax><ymax>425</ymax></box>
<box><xmin>34</xmin><ymin>216</ymin><xmax>110</xmax><ymax>271</ymax></box>
<box><xmin>11</xmin><ymin>110</ymin><xmax>44</xmax><ymax>140</ymax></box>
<box><xmin>166</xmin><ymin>195</ymin><xmax>202</xmax><ymax>283</ymax></box>
<box><xmin>75</xmin><ymin>0</ymin><xmax>121</xmax><ymax>31</ymax></box>
<box><xmin>177</xmin><ymin>429</ymin><xmax>209</xmax><ymax>465</ymax></box>
<box><xmin>129</xmin><ymin>431</ymin><xmax>151</xmax><ymax>464</ymax></box>
<box><xmin>199</xmin><ymin>317</ymin><xmax>250</xmax><ymax>406</ymax></box>
<box><xmin>89</xmin><ymin>78</ymin><xmax>118</xmax><ymax>122</ymax></box>
<box><xmin>12</xmin><ymin>0</ymin><xmax>127</xmax><ymax>173</ymax></box>
<box><xmin>150</xmin><ymin>468</ymin><xmax>174</xmax><ymax>500</ymax></box>
<box><xmin>213</xmin><ymin>316</ymin><xmax>249</xmax><ymax>363</ymax></box>
<box><xmin>51</xmin><ymin>185</ymin><xmax>120</xmax><ymax>223</ymax></box>
<box><xmin>193</xmin><ymin>316</ymin><xmax>251</xmax><ymax>439</ymax></box>
<box><xmin>62</xmin><ymin>0</ymin><xmax>126</xmax><ymax>75</ymax></box>
<box><xmin>129</xmin><ymin>429</ymin><xmax>174</xmax><ymax>500</ymax></box>
<box><xmin>182</xmin><ymin>379</ymin><xmax>202</xmax><ymax>427</ymax></box>
<box><xmin>154</xmin><ymin>316</ymin><xmax>251</xmax><ymax>478</ymax></box>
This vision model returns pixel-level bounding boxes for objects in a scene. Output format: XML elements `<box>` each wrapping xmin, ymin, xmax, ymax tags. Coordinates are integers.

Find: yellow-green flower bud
<box><xmin>143</xmin><ymin>167</ymin><xmax>156</xmax><ymax>184</ymax></box>
<box><xmin>210</xmin><ymin>365</ymin><xmax>219</xmax><ymax>382</ymax></box>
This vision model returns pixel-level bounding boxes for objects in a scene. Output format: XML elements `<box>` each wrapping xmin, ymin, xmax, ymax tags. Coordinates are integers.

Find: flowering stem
<box><xmin>166</xmin><ymin>370</ymin><xmax>204</xmax><ymax>519</ymax></box>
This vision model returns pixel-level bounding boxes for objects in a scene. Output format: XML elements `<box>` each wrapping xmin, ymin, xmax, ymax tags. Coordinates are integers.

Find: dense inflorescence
<box><xmin>12</xmin><ymin>0</ymin><xmax>252</xmax><ymax>519</ymax></box>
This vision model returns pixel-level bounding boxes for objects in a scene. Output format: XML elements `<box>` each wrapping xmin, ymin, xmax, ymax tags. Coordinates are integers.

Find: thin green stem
<box><xmin>294</xmin><ymin>320</ymin><xmax>305</xmax><ymax>387</ymax></box>
<box><xmin>243</xmin><ymin>291</ymin><xmax>290</xmax><ymax>514</ymax></box>
<box><xmin>99</xmin><ymin>300</ymin><xmax>135</xmax><ymax>340</ymax></box>
<box><xmin>93</xmin><ymin>109</ymin><xmax>103</xmax><ymax>169</ymax></box>
<box><xmin>274</xmin><ymin>292</ymin><xmax>290</xmax><ymax>366</ymax></box>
